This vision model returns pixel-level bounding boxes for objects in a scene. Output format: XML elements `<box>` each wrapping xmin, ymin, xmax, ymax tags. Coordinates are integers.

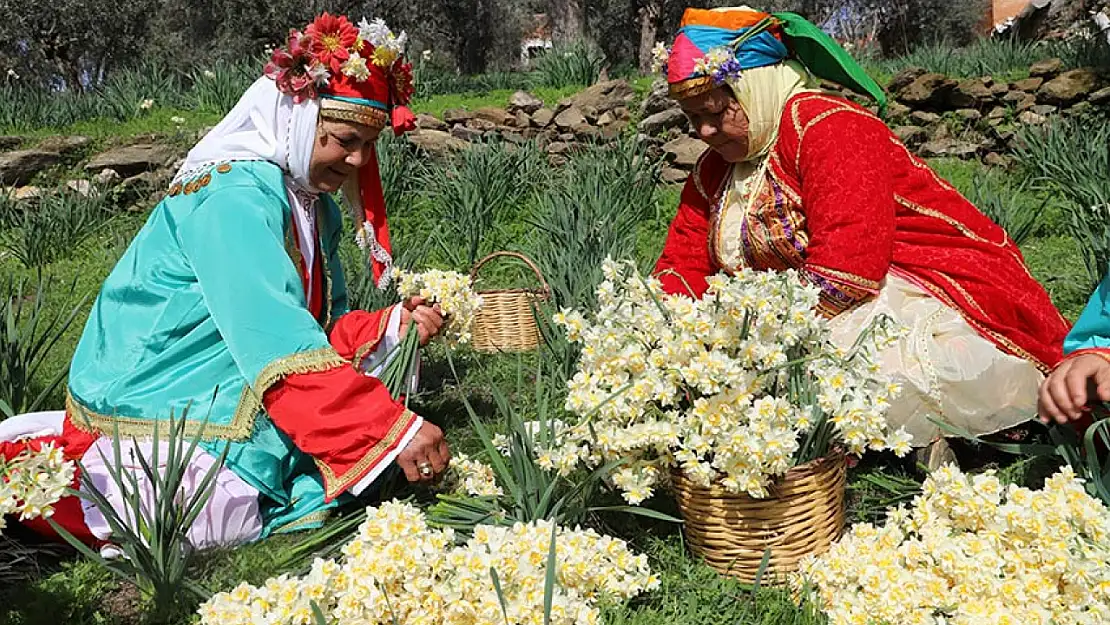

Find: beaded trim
<box><xmin>319</xmin><ymin>99</ymin><xmax>389</xmax><ymax>130</ymax></box>
<box><xmin>669</xmin><ymin>76</ymin><xmax>715</xmax><ymax>100</ymax></box>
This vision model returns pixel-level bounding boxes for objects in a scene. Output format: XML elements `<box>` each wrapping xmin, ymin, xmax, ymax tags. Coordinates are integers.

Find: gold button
<box><xmin>216</xmin><ymin>163</ymin><xmax>232</xmax><ymax>174</ymax></box>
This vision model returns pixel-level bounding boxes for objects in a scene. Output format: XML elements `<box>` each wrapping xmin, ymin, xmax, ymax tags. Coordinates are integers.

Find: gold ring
<box><xmin>418</xmin><ymin>462</ymin><xmax>434</xmax><ymax>477</ymax></box>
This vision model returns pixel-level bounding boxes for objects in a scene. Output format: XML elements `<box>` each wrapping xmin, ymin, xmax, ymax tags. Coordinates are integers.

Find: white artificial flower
<box><xmin>305</xmin><ymin>63</ymin><xmax>331</xmax><ymax>86</ymax></box>
<box><xmin>340</xmin><ymin>55</ymin><xmax>371</xmax><ymax>81</ymax></box>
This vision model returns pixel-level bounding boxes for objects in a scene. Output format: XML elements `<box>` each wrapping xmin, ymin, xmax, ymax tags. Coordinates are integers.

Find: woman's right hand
<box><xmin>1038</xmin><ymin>353</ymin><xmax>1110</xmax><ymax>424</ymax></box>
<box><xmin>398</xmin><ymin>297</ymin><xmax>444</xmax><ymax>346</ymax></box>
<box><xmin>396</xmin><ymin>420</ymin><xmax>451</xmax><ymax>483</ymax></box>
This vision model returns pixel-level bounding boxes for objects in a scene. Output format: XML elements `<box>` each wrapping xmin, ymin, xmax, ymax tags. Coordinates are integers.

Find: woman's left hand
<box><xmin>399</xmin><ymin>297</ymin><xmax>444</xmax><ymax>346</ymax></box>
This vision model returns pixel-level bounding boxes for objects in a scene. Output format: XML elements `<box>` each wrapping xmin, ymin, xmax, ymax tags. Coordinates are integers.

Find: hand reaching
<box><xmin>1038</xmin><ymin>353</ymin><xmax>1110</xmax><ymax>424</ymax></box>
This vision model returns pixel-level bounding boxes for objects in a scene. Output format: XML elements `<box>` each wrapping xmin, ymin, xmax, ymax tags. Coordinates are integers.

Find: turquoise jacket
<box><xmin>67</xmin><ymin>160</ymin><xmax>353</xmax><ymax>535</ymax></box>
<box><xmin>1065</xmin><ymin>275</ymin><xmax>1110</xmax><ymax>355</ymax></box>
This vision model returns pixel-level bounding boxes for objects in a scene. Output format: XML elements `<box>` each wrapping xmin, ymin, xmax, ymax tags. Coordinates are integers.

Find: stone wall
<box><xmin>2</xmin><ymin>59</ymin><xmax>1106</xmax><ymax>202</ymax></box>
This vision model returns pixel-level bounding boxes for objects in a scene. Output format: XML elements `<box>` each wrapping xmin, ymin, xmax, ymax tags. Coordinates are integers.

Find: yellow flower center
<box><xmin>321</xmin><ymin>34</ymin><xmax>341</xmax><ymax>52</ymax></box>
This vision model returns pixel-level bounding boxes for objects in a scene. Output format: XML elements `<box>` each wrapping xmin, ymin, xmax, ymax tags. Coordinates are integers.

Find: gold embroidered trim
<box><xmin>352</xmin><ymin>305</ymin><xmax>396</xmax><ymax>367</ymax></box>
<box><xmin>285</xmin><ymin>221</ymin><xmax>304</xmax><ymax>277</ymax></box>
<box><xmin>66</xmin><ymin>391</ymin><xmax>253</xmax><ymax>441</ymax></box>
<box><xmin>809</xmin><ymin>265</ymin><xmax>881</xmax><ymax>291</ymax></box>
<box><xmin>895</xmin><ymin>195</ymin><xmax>1009</xmax><ymax>248</ymax></box>
<box><xmin>272</xmin><ymin>510</ymin><xmax>332</xmax><ymax>534</ymax></box>
<box><xmin>887</xmin><ymin>136</ymin><xmax>957</xmax><ymax>193</ymax></box>
<box><xmin>234</xmin><ymin>347</ymin><xmax>348</xmax><ymax>434</ymax></box>
<box><xmin>669</xmin><ymin>76</ymin><xmax>714</xmax><ymax>100</ymax></box>
<box><xmin>931</xmin><ymin>271</ymin><xmax>988</xmax><ymax>317</ymax></box>
<box><xmin>320</xmin><ymin>99</ymin><xmax>388</xmax><ymax>130</ymax></box>
<box><xmin>70</xmin><ymin>347</ymin><xmax>347</xmax><ymax>441</ymax></box>
<box><xmin>317</xmin><ymin>203</ymin><xmax>333</xmax><ymax>329</ymax></box>
<box><xmin>891</xmin><ymin>268</ymin><xmax>1048</xmax><ymax>373</ymax></box>
<box><xmin>316</xmin><ymin>409</ymin><xmax>417</xmax><ymax>500</ymax></box>
<box><xmin>692</xmin><ymin>152</ymin><xmax>711</xmax><ymax>201</ymax></box>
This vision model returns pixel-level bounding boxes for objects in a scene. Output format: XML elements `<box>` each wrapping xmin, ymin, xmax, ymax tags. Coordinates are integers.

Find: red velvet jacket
<box><xmin>656</xmin><ymin>92</ymin><xmax>1069</xmax><ymax>372</ymax></box>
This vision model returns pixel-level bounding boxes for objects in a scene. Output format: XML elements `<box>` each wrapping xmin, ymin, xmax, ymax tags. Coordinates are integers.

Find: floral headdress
<box><xmin>264</xmin><ymin>13</ymin><xmax>418</xmax><ymax>288</ymax></box>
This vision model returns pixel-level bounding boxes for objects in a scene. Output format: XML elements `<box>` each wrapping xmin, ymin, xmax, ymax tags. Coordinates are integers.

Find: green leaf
<box><xmin>586</xmin><ymin>505</ymin><xmax>684</xmax><ymax>524</ymax></box>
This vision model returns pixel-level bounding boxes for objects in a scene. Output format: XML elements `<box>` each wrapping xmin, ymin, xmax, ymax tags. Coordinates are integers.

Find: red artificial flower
<box><xmin>305</xmin><ymin>13</ymin><xmax>358</xmax><ymax>74</ymax></box>
<box><xmin>390</xmin><ymin>61</ymin><xmax>415</xmax><ymax>106</ymax></box>
<box><xmin>264</xmin><ymin>29</ymin><xmax>320</xmax><ymax>103</ymax></box>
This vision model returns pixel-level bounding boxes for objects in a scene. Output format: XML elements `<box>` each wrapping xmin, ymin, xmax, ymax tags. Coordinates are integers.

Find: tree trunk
<box><xmin>550</xmin><ymin>0</ymin><xmax>587</xmax><ymax>44</ymax></box>
<box><xmin>637</xmin><ymin>0</ymin><xmax>661</xmax><ymax>74</ymax></box>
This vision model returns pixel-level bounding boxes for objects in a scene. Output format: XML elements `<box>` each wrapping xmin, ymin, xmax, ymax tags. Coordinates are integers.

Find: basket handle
<box><xmin>470</xmin><ymin>251</ymin><xmax>551</xmax><ymax>296</ymax></box>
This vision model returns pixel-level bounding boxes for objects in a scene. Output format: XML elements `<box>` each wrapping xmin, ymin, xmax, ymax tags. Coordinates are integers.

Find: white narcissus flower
<box><xmin>547</xmin><ymin>258</ymin><xmax>909</xmax><ymax>503</ymax></box>
<box><xmin>794</xmin><ymin>466</ymin><xmax>1110</xmax><ymax>625</ymax></box>
<box><xmin>340</xmin><ymin>54</ymin><xmax>371</xmax><ymax>81</ymax></box>
<box><xmin>197</xmin><ymin>500</ymin><xmax>658</xmax><ymax>624</ymax></box>
<box><xmin>0</xmin><ymin>443</ymin><xmax>75</xmax><ymax>532</ymax></box>
<box><xmin>305</xmin><ymin>62</ymin><xmax>331</xmax><ymax>86</ymax></box>
<box><xmin>394</xmin><ymin>269</ymin><xmax>483</xmax><ymax>346</ymax></box>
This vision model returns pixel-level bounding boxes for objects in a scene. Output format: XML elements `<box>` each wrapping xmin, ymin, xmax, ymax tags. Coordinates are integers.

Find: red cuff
<box><xmin>328</xmin><ymin>307</ymin><xmax>395</xmax><ymax>367</ymax></box>
<box><xmin>263</xmin><ymin>363</ymin><xmax>416</xmax><ymax>501</ymax></box>
<box><xmin>1059</xmin><ymin>348</ymin><xmax>1110</xmax><ymax>369</ymax></box>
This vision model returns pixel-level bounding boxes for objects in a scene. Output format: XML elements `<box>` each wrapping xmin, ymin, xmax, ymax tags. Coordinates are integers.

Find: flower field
<box><xmin>1</xmin><ymin>39</ymin><xmax>1110</xmax><ymax>625</ymax></box>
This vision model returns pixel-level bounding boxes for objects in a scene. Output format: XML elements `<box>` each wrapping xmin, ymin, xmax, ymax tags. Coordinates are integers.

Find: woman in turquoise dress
<box><xmin>1040</xmin><ymin>274</ymin><xmax>1110</xmax><ymax>425</ymax></box>
<box><xmin>0</xmin><ymin>13</ymin><xmax>450</xmax><ymax>550</ymax></box>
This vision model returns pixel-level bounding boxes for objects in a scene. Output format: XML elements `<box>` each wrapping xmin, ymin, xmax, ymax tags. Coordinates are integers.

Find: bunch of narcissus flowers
<box><xmin>0</xmin><ymin>442</ymin><xmax>74</xmax><ymax>533</ymax></box>
<box><xmin>442</xmin><ymin>452</ymin><xmax>503</xmax><ymax>498</ymax></box>
<box><xmin>546</xmin><ymin>259</ymin><xmax>911</xmax><ymax>503</ymax></box>
<box><xmin>380</xmin><ymin>268</ymin><xmax>482</xmax><ymax>399</ymax></box>
<box><xmin>795</xmin><ymin>465</ymin><xmax>1110</xmax><ymax>625</ymax></box>
<box><xmin>394</xmin><ymin>268</ymin><xmax>483</xmax><ymax>346</ymax></box>
<box><xmin>198</xmin><ymin>500</ymin><xmax>659</xmax><ymax>625</ymax></box>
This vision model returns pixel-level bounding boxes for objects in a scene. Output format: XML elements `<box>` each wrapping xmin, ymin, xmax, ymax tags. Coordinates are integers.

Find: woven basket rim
<box><xmin>476</xmin><ymin>287</ymin><xmax>550</xmax><ymax>297</ymax></box>
<box><xmin>671</xmin><ymin>451</ymin><xmax>845</xmax><ymax>488</ymax></box>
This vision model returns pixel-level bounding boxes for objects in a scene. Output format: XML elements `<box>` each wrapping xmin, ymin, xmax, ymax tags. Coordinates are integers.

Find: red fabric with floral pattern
<box><xmin>656</xmin><ymin>91</ymin><xmax>1070</xmax><ymax>371</ymax></box>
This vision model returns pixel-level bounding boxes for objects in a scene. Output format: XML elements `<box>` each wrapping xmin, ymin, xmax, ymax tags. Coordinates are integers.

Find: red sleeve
<box><xmin>327</xmin><ymin>306</ymin><xmax>396</xmax><ymax>367</ymax></box>
<box><xmin>263</xmin><ymin>365</ymin><xmax>417</xmax><ymax>501</ymax></box>
<box><xmin>788</xmin><ymin>98</ymin><xmax>895</xmax><ymax>317</ymax></box>
<box><xmin>654</xmin><ymin>152</ymin><xmax>726</xmax><ymax>297</ymax></box>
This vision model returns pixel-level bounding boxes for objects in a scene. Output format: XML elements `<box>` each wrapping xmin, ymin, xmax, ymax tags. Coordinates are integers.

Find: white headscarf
<box><xmin>175</xmin><ymin>77</ymin><xmax>320</xmax><ymax>192</ymax></box>
<box><xmin>175</xmin><ymin>77</ymin><xmax>323</xmax><ymax>289</ymax></box>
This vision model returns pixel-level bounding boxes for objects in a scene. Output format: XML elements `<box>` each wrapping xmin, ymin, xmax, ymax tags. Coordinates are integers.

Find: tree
<box><xmin>0</xmin><ymin>0</ymin><xmax>158</xmax><ymax>90</ymax></box>
<box><xmin>551</xmin><ymin>0</ymin><xmax>589</xmax><ymax>43</ymax></box>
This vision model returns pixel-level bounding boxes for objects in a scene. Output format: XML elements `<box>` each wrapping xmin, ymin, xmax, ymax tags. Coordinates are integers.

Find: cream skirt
<box><xmin>827</xmin><ymin>273</ymin><xmax>1043</xmax><ymax>447</ymax></box>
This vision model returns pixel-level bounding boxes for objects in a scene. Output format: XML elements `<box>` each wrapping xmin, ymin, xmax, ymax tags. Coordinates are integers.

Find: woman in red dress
<box><xmin>654</xmin><ymin>7</ymin><xmax>1070</xmax><ymax>467</ymax></box>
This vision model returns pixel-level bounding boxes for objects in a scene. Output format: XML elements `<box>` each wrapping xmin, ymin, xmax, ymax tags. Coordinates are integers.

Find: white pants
<box><xmin>828</xmin><ymin>273</ymin><xmax>1043</xmax><ymax>447</ymax></box>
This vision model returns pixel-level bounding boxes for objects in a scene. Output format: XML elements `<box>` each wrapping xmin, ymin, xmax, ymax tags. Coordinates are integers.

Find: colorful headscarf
<box><xmin>261</xmin><ymin>13</ymin><xmax>418</xmax><ymax>288</ymax></box>
<box><xmin>656</xmin><ymin>7</ymin><xmax>886</xmax><ymax>111</ymax></box>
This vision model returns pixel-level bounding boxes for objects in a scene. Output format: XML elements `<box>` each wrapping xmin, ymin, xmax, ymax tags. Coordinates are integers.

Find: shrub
<box><xmin>1</xmin><ymin>189</ymin><xmax>119</xmax><ymax>268</ymax></box>
<box><xmin>1013</xmin><ymin>118</ymin><xmax>1110</xmax><ymax>291</ymax></box>
<box><xmin>424</xmin><ymin>141</ymin><xmax>544</xmax><ymax>268</ymax></box>
<box><xmin>531</xmin><ymin>40</ymin><xmax>607</xmax><ymax>89</ymax></box>
<box><xmin>97</xmin><ymin>62</ymin><xmax>183</xmax><ymax>122</ymax></box>
<box><xmin>527</xmin><ymin>140</ymin><xmax>661</xmax><ymax>310</ymax></box>
<box><xmin>0</xmin><ymin>273</ymin><xmax>86</xmax><ymax>419</ymax></box>
<box><xmin>189</xmin><ymin>58</ymin><xmax>260</xmax><ymax>115</ymax></box>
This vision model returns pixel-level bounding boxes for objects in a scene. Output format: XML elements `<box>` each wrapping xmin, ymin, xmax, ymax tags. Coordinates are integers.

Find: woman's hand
<box><xmin>1038</xmin><ymin>353</ymin><xmax>1110</xmax><ymax>424</ymax></box>
<box><xmin>396</xmin><ymin>420</ymin><xmax>451</xmax><ymax>483</ymax></box>
<box><xmin>398</xmin><ymin>296</ymin><xmax>444</xmax><ymax>346</ymax></box>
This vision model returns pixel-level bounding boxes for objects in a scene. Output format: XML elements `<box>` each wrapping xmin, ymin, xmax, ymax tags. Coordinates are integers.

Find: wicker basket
<box><xmin>671</xmin><ymin>452</ymin><xmax>847</xmax><ymax>584</ymax></box>
<box><xmin>469</xmin><ymin>251</ymin><xmax>551</xmax><ymax>353</ymax></box>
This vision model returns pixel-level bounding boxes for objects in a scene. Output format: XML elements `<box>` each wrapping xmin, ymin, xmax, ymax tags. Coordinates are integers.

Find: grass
<box><xmin>0</xmin><ymin>44</ymin><xmax>1099</xmax><ymax>621</ymax></box>
<box><xmin>0</xmin><ymin>138</ymin><xmax>1091</xmax><ymax>624</ymax></box>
